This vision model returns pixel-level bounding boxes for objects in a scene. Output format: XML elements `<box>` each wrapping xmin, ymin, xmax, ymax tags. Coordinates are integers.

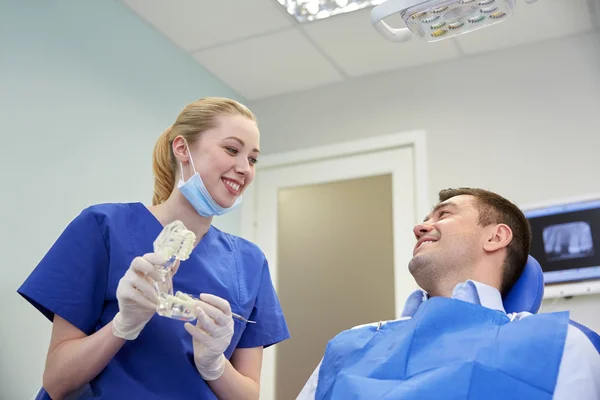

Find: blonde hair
<box><xmin>151</xmin><ymin>97</ymin><xmax>256</xmax><ymax>205</ymax></box>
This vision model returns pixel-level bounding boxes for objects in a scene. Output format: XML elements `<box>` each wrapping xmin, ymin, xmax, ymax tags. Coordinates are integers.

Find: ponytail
<box><xmin>152</xmin><ymin>126</ymin><xmax>175</xmax><ymax>205</ymax></box>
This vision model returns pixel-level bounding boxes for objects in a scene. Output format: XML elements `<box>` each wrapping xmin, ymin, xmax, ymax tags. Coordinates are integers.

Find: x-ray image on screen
<box><xmin>526</xmin><ymin>199</ymin><xmax>600</xmax><ymax>284</ymax></box>
<box><xmin>543</xmin><ymin>221</ymin><xmax>594</xmax><ymax>262</ymax></box>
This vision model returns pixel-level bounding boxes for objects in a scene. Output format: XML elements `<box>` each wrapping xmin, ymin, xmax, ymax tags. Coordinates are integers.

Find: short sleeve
<box><xmin>17</xmin><ymin>208</ymin><xmax>109</xmax><ymax>335</ymax></box>
<box><xmin>237</xmin><ymin>259</ymin><xmax>290</xmax><ymax>349</ymax></box>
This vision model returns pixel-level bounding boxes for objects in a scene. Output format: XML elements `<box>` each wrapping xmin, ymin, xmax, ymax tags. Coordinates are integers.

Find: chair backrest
<box><xmin>503</xmin><ymin>255</ymin><xmax>545</xmax><ymax>314</ymax></box>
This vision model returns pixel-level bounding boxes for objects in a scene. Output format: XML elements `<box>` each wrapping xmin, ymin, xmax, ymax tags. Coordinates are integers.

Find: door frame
<box><xmin>238</xmin><ymin>129</ymin><xmax>429</xmax><ymax>400</ymax></box>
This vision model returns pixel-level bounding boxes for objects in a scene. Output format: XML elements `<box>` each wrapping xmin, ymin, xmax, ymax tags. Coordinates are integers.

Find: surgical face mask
<box><xmin>177</xmin><ymin>144</ymin><xmax>242</xmax><ymax>217</ymax></box>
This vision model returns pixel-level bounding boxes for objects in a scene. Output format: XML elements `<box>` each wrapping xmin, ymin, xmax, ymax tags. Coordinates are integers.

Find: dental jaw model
<box><xmin>152</xmin><ymin>221</ymin><xmax>256</xmax><ymax>324</ymax></box>
<box><xmin>153</xmin><ymin>220</ymin><xmax>198</xmax><ymax>321</ymax></box>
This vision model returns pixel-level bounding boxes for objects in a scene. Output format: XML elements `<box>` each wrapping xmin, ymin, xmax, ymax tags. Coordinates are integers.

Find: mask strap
<box><xmin>180</xmin><ymin>140</ymin><xmax>197</xmax><ymax>181</ymax></box>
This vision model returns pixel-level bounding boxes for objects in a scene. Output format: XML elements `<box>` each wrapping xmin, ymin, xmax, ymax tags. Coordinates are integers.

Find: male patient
<box><xmin>297</xmin><ymin>188</ymin><xmax>600</xmax><ymax>400</ymax></box>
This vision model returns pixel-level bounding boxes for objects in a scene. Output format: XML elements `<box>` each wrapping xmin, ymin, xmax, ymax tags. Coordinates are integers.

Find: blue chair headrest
<box><xmin>503</xmin><ymin>255</ymin><xmax>544</xmax><ymax>314</ymax></box>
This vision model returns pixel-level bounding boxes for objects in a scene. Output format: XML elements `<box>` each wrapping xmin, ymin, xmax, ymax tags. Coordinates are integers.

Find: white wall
<box><xmin>0</xmin><ymin>1</ymin><xmax>243</xmax><ymax>398</ymax></box>
<box><xmin>249</xmin><ymin>31</ymin><xmax>600</xmax><ymax>331</ymax></box>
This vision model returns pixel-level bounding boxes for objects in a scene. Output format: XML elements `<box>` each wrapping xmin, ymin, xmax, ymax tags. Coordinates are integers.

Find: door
<box><xmin>247</xmin><ymin>141</ymin><xmax>423</xmax><ymax>400</ymax></box>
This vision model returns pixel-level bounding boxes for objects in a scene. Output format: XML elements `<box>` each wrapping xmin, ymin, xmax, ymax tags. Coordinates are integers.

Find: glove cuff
<box><xmin>197</xmin><ymin>354</ymin><xmax>226</xmax><ymax>381</ymax></box>
<box><xmin>111</xmin><ymin>312</ymin><xmax>147</xmax><ymax>340</ymax></box>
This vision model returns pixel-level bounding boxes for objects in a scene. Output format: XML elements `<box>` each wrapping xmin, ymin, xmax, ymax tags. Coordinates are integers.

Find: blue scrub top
<box><xmin>18</xmin><ymin>202</ymin><xmax>290</xmax><ymax>399</ymax></box>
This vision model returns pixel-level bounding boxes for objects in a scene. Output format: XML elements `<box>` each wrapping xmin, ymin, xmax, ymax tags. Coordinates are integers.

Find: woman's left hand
<box><xmin>185</xmin><ymin>293</ymin><xmax>234</xmax><ymax>381</ymax></box>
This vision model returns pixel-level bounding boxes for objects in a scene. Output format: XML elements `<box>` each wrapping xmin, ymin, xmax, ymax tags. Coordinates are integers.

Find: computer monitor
<box><xmin>524</xmin><ymin>197</ymin><xmax>600</xmax><ymax>285</ymax></box>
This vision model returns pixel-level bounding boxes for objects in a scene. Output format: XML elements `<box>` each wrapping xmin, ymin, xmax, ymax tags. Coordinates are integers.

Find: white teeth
<box><xmin>419</xmin><ymin>240</ymin><xmax>435</xmax><ymax>247</ymax></box>
<box><xmin>224</xmin><ymin>179</ymin><xmax>241</xmax><ymax>192</ymax></box>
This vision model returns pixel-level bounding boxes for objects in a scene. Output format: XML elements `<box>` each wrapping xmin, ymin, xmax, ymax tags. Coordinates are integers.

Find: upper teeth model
<box><xmin>153</xmin><ymin>220</ymin><xmax>196</xmax><ymax>262</ymax></box>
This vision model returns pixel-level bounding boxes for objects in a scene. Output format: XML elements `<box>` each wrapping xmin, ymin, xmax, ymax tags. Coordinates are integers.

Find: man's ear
<box><xmin>172</xmin><ymin>136</ymin><xmax>189</xmax><ymax>163</ymax></box>
<box><xmin>483</xmin><ymin>224</ymin><xmax>513</xmax><ymax>252</ymax></box>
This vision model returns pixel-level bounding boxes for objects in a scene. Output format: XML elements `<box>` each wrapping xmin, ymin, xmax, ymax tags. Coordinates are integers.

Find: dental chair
<box><xmin>503</xmin><ymin>255</ymin><xmax>600</xmax><ymax>352</ymax></box>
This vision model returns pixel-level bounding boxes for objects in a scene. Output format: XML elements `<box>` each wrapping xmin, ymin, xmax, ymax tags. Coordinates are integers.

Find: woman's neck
<box><xmin>147</xmin><ymin>191</ymin><xmax>212</xmax><ymax>245</ymax></box>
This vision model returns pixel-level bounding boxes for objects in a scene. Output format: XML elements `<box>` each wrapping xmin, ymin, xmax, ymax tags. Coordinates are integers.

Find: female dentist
<box><xmin>18</xmin><ymin>97</ymin><xmax>290</xmax><ymax>399</ymax></box>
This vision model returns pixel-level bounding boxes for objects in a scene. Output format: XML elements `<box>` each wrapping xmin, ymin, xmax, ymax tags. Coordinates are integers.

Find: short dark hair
<box><xmin>438</xmin><ymin>188</ymin><xmax>532</xmax><ymax>296</ymax></box>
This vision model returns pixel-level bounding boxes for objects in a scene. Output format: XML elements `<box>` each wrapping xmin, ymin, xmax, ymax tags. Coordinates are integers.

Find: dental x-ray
<box><xmin>543</xmin><ymin>221</ymin><xmax>594</xmax><ymax>262</ymax></box>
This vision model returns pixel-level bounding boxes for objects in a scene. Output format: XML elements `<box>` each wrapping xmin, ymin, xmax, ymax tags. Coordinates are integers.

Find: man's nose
<box><xmin>413</xmin><ymin>222</ymin><xmax>433</xmax><ymax>239</ymax></box>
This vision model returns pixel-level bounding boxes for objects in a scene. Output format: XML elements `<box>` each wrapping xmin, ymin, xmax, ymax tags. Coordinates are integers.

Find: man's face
<box><xmin>408</xmin><ymin>195</ymin><xmax>486</xmax><ymax>293</ymax></box>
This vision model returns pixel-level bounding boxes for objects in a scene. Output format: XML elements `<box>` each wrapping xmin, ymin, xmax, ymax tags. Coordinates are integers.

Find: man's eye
<box><xmin>438</xmin><ymin>210</ymin><xmax>449</xmax><ymax>217</ymax></box>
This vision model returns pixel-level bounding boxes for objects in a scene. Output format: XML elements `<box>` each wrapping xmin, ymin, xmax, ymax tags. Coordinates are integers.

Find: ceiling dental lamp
<box><xmin>371</xmin><ymin>0</ymin><xmax>540</xmax><ymax>43</ymax></box>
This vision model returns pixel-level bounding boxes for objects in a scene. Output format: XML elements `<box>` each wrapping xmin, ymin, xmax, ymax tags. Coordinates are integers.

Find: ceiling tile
<box><xmin>303</xmin><ymin>8</ymin><xmax>461</xmax><ymax>77</ymax></box>
<box><xmin>121</xmin><ymin>0</ymin><xmax>293</xmax><ymax>51</ymax></box>
<box><xmin>455</xmin><ymin>0</ymin><xmax>595</xmax><ymax>55</ymax></box>
<box><xmin>193</xmin><ymin>29</ymin><xmax>344</xmax><ymax>100</ymax></box>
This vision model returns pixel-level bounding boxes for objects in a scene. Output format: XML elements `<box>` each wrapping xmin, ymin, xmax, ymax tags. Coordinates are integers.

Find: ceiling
<box><xmin>121</xmin><ymin>0</ymin><xmax>600</xmax><ymax>101</ymax></box>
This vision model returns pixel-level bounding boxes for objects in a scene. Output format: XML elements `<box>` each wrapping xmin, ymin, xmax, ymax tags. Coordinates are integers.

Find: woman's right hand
<box><xmin>112</xmin><ymin>253</ymin><xmax>178</xmax><ymax>340</ymax></box>
<box><xmin>43</xmin><ymin>254</ymin><xmax>180</xmax><ymax>399</ymax></box>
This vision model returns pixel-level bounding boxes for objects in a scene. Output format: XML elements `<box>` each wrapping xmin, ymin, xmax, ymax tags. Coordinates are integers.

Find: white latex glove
<box><xmin>112</xmin><ymin>253</ymin><xmax>178</xmax><ymax>340</ymax></box>
<box><xmin>184</xmin><ymin>293</ymin><xmax>235</xmax><ymax>381</ymax></box>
